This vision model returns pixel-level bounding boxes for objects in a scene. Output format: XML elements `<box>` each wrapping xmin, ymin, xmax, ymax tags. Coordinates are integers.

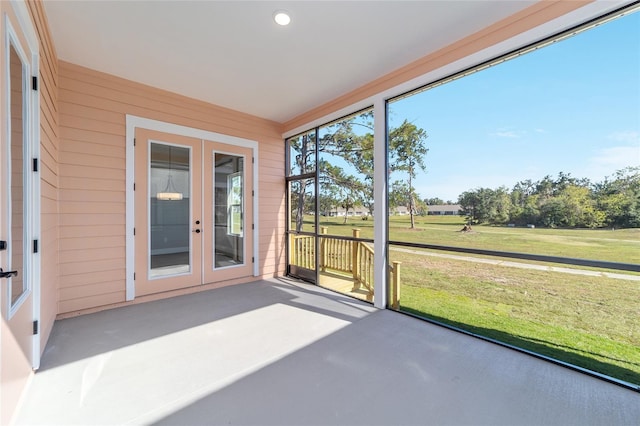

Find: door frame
<box><xmin>2</xmin><ymin>0</ymin><xmax>41</xmax><ymax>369</ymax></box>
<box><xmin>125</xmin><ymin>115</ymin><xmax>259</xmax><ymax>300</ymax></box>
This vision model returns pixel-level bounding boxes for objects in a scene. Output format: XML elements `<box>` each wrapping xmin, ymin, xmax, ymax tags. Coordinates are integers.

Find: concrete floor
<box><xmin>16</xmin><ymin>278</ymin><xmax>639</xmax><ymax>425</ymax></box>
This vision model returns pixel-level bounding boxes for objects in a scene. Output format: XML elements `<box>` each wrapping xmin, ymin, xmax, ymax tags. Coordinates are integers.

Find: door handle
<box><xmin>193</xmin><ymin>229</ymin><xmax>201</xmax><ymax>233</ymax></box>
<box><xmin>0</xmin><ymin>268</ymin><xmax>18</xmax><ymax>279</ymax></box>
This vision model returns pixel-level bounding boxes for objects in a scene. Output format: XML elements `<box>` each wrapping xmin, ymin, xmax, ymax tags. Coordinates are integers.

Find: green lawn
<box><xmin>392</xmin><ymin>249</ymin><xmax>640</xmax><ymax>385</ymax></box>
<box><xmin>297</xmin><ymin>214</ymin><xmax>640</xmax><ymax>385</ymax></box>
<box><xmin>314</xmin><ymin>214</ymin><xmax>640</xmax><ymax>264</ymax></box>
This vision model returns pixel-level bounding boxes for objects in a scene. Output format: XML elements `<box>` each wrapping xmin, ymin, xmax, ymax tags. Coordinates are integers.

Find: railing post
<box><xmin>320</xmin><ymin>226</ymin><xmax>328</xmax><ymax>272</ymax></box>
<box><xmin>352</xmin><ymin>229</ymin><xmax>361</xmax><ymax>288</ymax></box>
<box><xmin>391</xmin><ymin>261</ymin><xmax>401</xmax><ymax>309</ymax></box>
<box><xmin>289</xmin><ymin>234</ymin><xmax>294</xmax><ymax>265</ymax></box>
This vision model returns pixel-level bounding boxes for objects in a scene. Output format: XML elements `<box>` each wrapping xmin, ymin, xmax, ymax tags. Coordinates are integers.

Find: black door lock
<box><xmin>0</xmin><ymin>241</ymin><xmax>6</xmax><ymax>251</ymax></box>
<box><xmin>0</xmin><ymin>268</ymin><xmax>18</xmax><ymax>279</ymax></box>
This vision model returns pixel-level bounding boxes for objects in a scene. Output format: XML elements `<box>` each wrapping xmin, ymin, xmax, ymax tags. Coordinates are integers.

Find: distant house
<box><xmin>390</xmin><ymin>206</ymin><xmax>410</xmax><ymax>215</ymax></box>
<box><xmin>427</xmin><ymin>204</ymin><xmax>462</xmax><ymax>216</ymax></box>
<box><xmin>327</xmin><ymin>206</ymin><xmax>371</xmax><ymax>217</ymax></box>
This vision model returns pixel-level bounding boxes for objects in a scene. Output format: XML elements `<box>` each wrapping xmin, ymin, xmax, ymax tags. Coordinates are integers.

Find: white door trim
<box><xmin>125</xmin><ymin>115</ymin><xmax>260</xmax><ymax>301</ymax></box>
<box><xmin>4</xmin><ymin>0</ymin><xmax>41</xmax><ymax>369</ymax></box>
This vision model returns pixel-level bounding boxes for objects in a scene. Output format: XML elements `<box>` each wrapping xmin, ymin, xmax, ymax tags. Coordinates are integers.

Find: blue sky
<box><xmin>388</xmin><ymin>10</ymin><xmax>640</xmax><ymax>202</ymax></box>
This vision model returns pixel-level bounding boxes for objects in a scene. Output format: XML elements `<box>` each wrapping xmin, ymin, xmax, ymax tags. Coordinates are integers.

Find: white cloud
<box><xmin>590</xmin><ymin>145</ymin><xmax>640</xmax><ymax>168</ymax></box>
<box><xmin>607</xmin><ymin>131</ymin><xmax>639</xmax><ymax>144</ymax></box>
<box><xmin>491</xmin><ymin>128</ymin><xmax>522</xmax><ymax>138</ymax></box>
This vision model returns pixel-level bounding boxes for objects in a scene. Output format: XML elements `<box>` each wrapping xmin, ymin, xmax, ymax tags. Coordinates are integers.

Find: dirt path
<box><xmin>390</xmin><ymin>247</ymin><xmax>640</xmax><ymax>281</ymax></box>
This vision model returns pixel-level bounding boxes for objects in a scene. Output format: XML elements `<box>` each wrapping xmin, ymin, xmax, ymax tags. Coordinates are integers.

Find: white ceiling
<box><xmin>44</xmin><ymin>1</ymin><xmax>541</xmax><ymax>123</ymax></box>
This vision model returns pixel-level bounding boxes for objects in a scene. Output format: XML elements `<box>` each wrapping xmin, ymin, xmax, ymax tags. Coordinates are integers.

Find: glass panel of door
<box><xmin>9</xmin><ymin>42</ymin><xmax>27</xmax><ymax>307</ymax></box>
<box><xmin>149</xmin><ymin>142</ymin><xmax>191</xmax><ymax>278</ymax></box>
<box><xmin>213</xmin><ymin>153</ymin><xmax>244</xmax><ymax>268</ymax></box>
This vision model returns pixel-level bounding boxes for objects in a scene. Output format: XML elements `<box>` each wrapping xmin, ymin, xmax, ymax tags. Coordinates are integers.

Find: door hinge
<box><xmin>252</xmin><ymin>224</ymin><xmax>254</xmax><ymax>230</ymax></box>
<box><xmin>133</xmin><ymin>272</ymin><xmax>136</xmax><ymax>280</ymax></box>
<box><xmin>133</xmin><ymin>183</ymin><xmax>136</xmax><ymax>191</ymax></box>
<box><xmin>252</xmin><ymin>157</ymin><xmax>255</xmax><ymax>164</ymax></box>
<box><xmin>32</xmin><ymin>76</ymin><xmax>38</xmax><ymax>91</ymax></box>
<box><xmin>252</xmin><ymin>256</ymin><xmax>255</xmax><ymax>263</ymax></box>
<box><xmin>33</xmin><ymin>320</ymin><xmax>38</xmax><ymax>335</ymax></box>
<box><xmin>133</xmin><ymin>228</ymin><xmax>136</xmax><ymax>236</ymax></box>
<box><xmin>252</xmin><ymin>190</ymin><xmax>255</xmax><ymax>196</ymax></box>
<box><xmin>133</xmin><ymin>138</ymin><xmax>136</xmax><ymax>146</ymax></box>
<box><xmin>33</xmin><ymin>239</ymin><xmax>39</xmax><ymax>254</ymax></box>
<box><xmin>32</xmin><ymin>158</ymin><xmax>39</xmax><ymax>172</ymax></box>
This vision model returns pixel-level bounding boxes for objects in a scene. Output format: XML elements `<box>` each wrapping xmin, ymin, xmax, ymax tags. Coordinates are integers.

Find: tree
<box><xmin>487</xmin><ymin>187</ymin><xmax>512</xmax><ymax>224</ymax></box>
<box><xmin>318</xmin><ymin>113</ymin><xmax>375</xmax><ymax>217</ymax></box>
<box><xmin>390</xmin><ymin>180</ymin><xmax>426</xmax><ymax>217</ymax></box>
<box><xmin>594</xmin><ymin>166</ymin><xmax>640</xmax><ymax>228</ymax></box>
<box><xmin>289</xmin><ymin>133</ymin><xmax>316</xmax><ymax>232</ymax></box>
<box><xmin>456</xmin><ymin>169</ymin><xmax>638</xmax><ymax>229</ymax></box>
<box><xmin>458</xmin><ymin>189</ymin><xmax>482</xmax><ymax>224</ymax></box>
<box><xmin>388</xmin><ymin>120</ymin><xmax>429</xmax><ymax>228</ymax></box>
<box><xmin>319</xmin><ymin>160</ymin><xmax>367</xmax><ymax>224</ymax></box>
<box><xmin>425</xmin><ymin>197</ymin><xmax>444</xmax><ymax>205</ymax></box>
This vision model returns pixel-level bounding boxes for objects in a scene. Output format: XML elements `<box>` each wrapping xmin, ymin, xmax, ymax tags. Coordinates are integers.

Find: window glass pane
<box><xmin>288</xmin><ymin>130</ymin><xmax>316</xmax><ymax>176</ymax></box>
<box><xmin>316</xmin><ymin>109</ymin><xmax>375</xmax><ymax>301</ymax></box>
<box><xmin>387</xmin><ymin>12</ymin><xmax>640</xmax><ymax>385</ymax></box>
<box><xmin>9</xmin><ymin>42</ymin><xmax>27</xmax><ymax>306</ymax></box>
<box><xmin>289</xmin><ymin>178</ymin><xmax>315</xmax><ymax>233</ymax></box>
<box><xmin>214</xmin><ymin>153</ymin><xmax>244</xmax><ymax>268</ymax></box>
<box><xmin>149</xmin><ymin>143</ymin><xmax>190</xmax><ymax>277</ymax></box>
<box><xmin>318</xmin><ymin>109</ymin><xmax>374</xmax><ymax>238</ymax></box>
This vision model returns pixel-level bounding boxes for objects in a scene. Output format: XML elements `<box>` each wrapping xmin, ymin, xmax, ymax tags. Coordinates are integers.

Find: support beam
<box><xmin>373</xmin><ymin>98</ymin><xmax>388</xmax><ymax>309</ymax></box>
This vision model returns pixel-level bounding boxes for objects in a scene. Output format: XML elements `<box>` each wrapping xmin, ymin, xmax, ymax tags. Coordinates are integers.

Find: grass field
<box><xmin>297</xmin><ymin>214</ymin><xmax>640</xmax><ymax>385</ymax></box>
<box><xmin>391</xmin><ymin>249</ymin><xmax>640</xmax><ymax>385</ymax></box>
<box><xmin>313</xmin><ymin>214</ymin><xmax>640</xmax><ymax>264</ymax></box>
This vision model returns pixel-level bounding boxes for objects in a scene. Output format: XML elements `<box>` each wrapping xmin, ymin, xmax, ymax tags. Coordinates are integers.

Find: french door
<box><xmin>1</xmin><ymin>3</ymin><xmax>41</xmax><ymax>420</ymax></box>
<box><xmin>134</xmin><ymin>129</ymin><xmax>253</xmax><ymax>296</ymax></box>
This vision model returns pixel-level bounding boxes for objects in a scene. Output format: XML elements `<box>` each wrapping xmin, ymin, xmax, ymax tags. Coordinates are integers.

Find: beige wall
<box><xmin>57</xmin><ymin>62</ymin><xmax>286</xmax><ymax>314</ymax></box>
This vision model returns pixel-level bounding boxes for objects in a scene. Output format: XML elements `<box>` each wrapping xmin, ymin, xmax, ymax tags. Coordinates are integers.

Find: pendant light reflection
<box><xmin>156</xmin><ymin>145</ymin><xmax>183</xmax><ymax>201</ymax></box>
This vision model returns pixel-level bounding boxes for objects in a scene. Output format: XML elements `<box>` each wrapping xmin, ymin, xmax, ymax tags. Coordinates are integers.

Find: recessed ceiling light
<box><xmin>273</xmin><ymin>10</ymin><xmax>291</xmax><ymax>26</ymax></box>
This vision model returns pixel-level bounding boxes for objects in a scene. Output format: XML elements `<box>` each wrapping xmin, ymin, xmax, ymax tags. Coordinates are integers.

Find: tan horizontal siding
<box><xmin>60</xmin><ymin>269</ymin><xmax>126</xmax><ymax>288</ymax></box>
<box><xmin>60</xmin><ymin>176</ymin><xmax>125</xmax><ymax>191</ymax></box>
<box><xmin>58</xmin><ymin>62</ymin><xmax>285</xmax><ymax>314</ymax></box>
<box><xmin>59</xmin><ymin>189</ymin><xmax>122</xmax><ymax>203</ymax></box>
<box><xmin>59</xmin><ymin>280</ymin><xmax>124</xmax><ymax>301</ymax></box>
<box><xmin>59</xmin><ymin>201</ymin><xmax>124</xmax><ymax>215</ymax></box>
<box><xmin>57</xmin><ymin>274</ymin><xmax>269</xmax><ymax>319</ymax></box>
<box><xmin>59</xmin><ymin>235</ymin><xmax>123</xmax><ymax>251</ymax></box>
<box><xmin>60</xmin><ymin>258</ymin><xmax>121</xmax><ymax>277</ymax></box>
<box><xmin>59</xmin><ymin>224</ymin><xmax>122</xmax><ymax>239</ymax></box>
<box><xmin>59</xmin><ymin>292</ymin><xmax>125</xmax><ymax>315</ymax></box>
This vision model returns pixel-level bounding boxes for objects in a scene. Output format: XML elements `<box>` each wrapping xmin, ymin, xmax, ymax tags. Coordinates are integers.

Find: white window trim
<box><xmin>125</xmin><ymin>115</ymin><xmax>260</xmax><ymax>301</ymax></box>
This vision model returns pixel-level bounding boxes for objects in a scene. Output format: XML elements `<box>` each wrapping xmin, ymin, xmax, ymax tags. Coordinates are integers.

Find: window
<box><xmin>286</xmin><ymin>109</ymin><xmax>376</xmax><ymax>300</ymax></box>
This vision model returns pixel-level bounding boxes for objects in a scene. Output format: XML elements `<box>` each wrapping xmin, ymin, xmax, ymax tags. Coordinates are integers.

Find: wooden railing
<box><xmin>353</xmin><ymin>239</ymin><xmax>374</xmax><ymax>294</ymax></box>
<box><xmin>320</xmin><ymin>232</ymin><xmax>353</xmax><ymax>273</ymax></box>
<box><xmin>289</xmin><ymin>234</ymin><xmax>316</xmax><ymax>270</ymax></box>
<box><xmin>290</xmin><ymin>227</ymin><xmax>401</xmax><ymax>306</ymax></box>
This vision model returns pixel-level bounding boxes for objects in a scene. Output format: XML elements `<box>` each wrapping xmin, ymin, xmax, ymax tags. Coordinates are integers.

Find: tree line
<box><xmin>291</xmin><ymin>113</ymin><xmax>638</xmax><ymax>231</ymax></box>
<box><xmin>458</xmin><ymin>167</ymin><xmax>640</xmax><ymax>229</ymax></box>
